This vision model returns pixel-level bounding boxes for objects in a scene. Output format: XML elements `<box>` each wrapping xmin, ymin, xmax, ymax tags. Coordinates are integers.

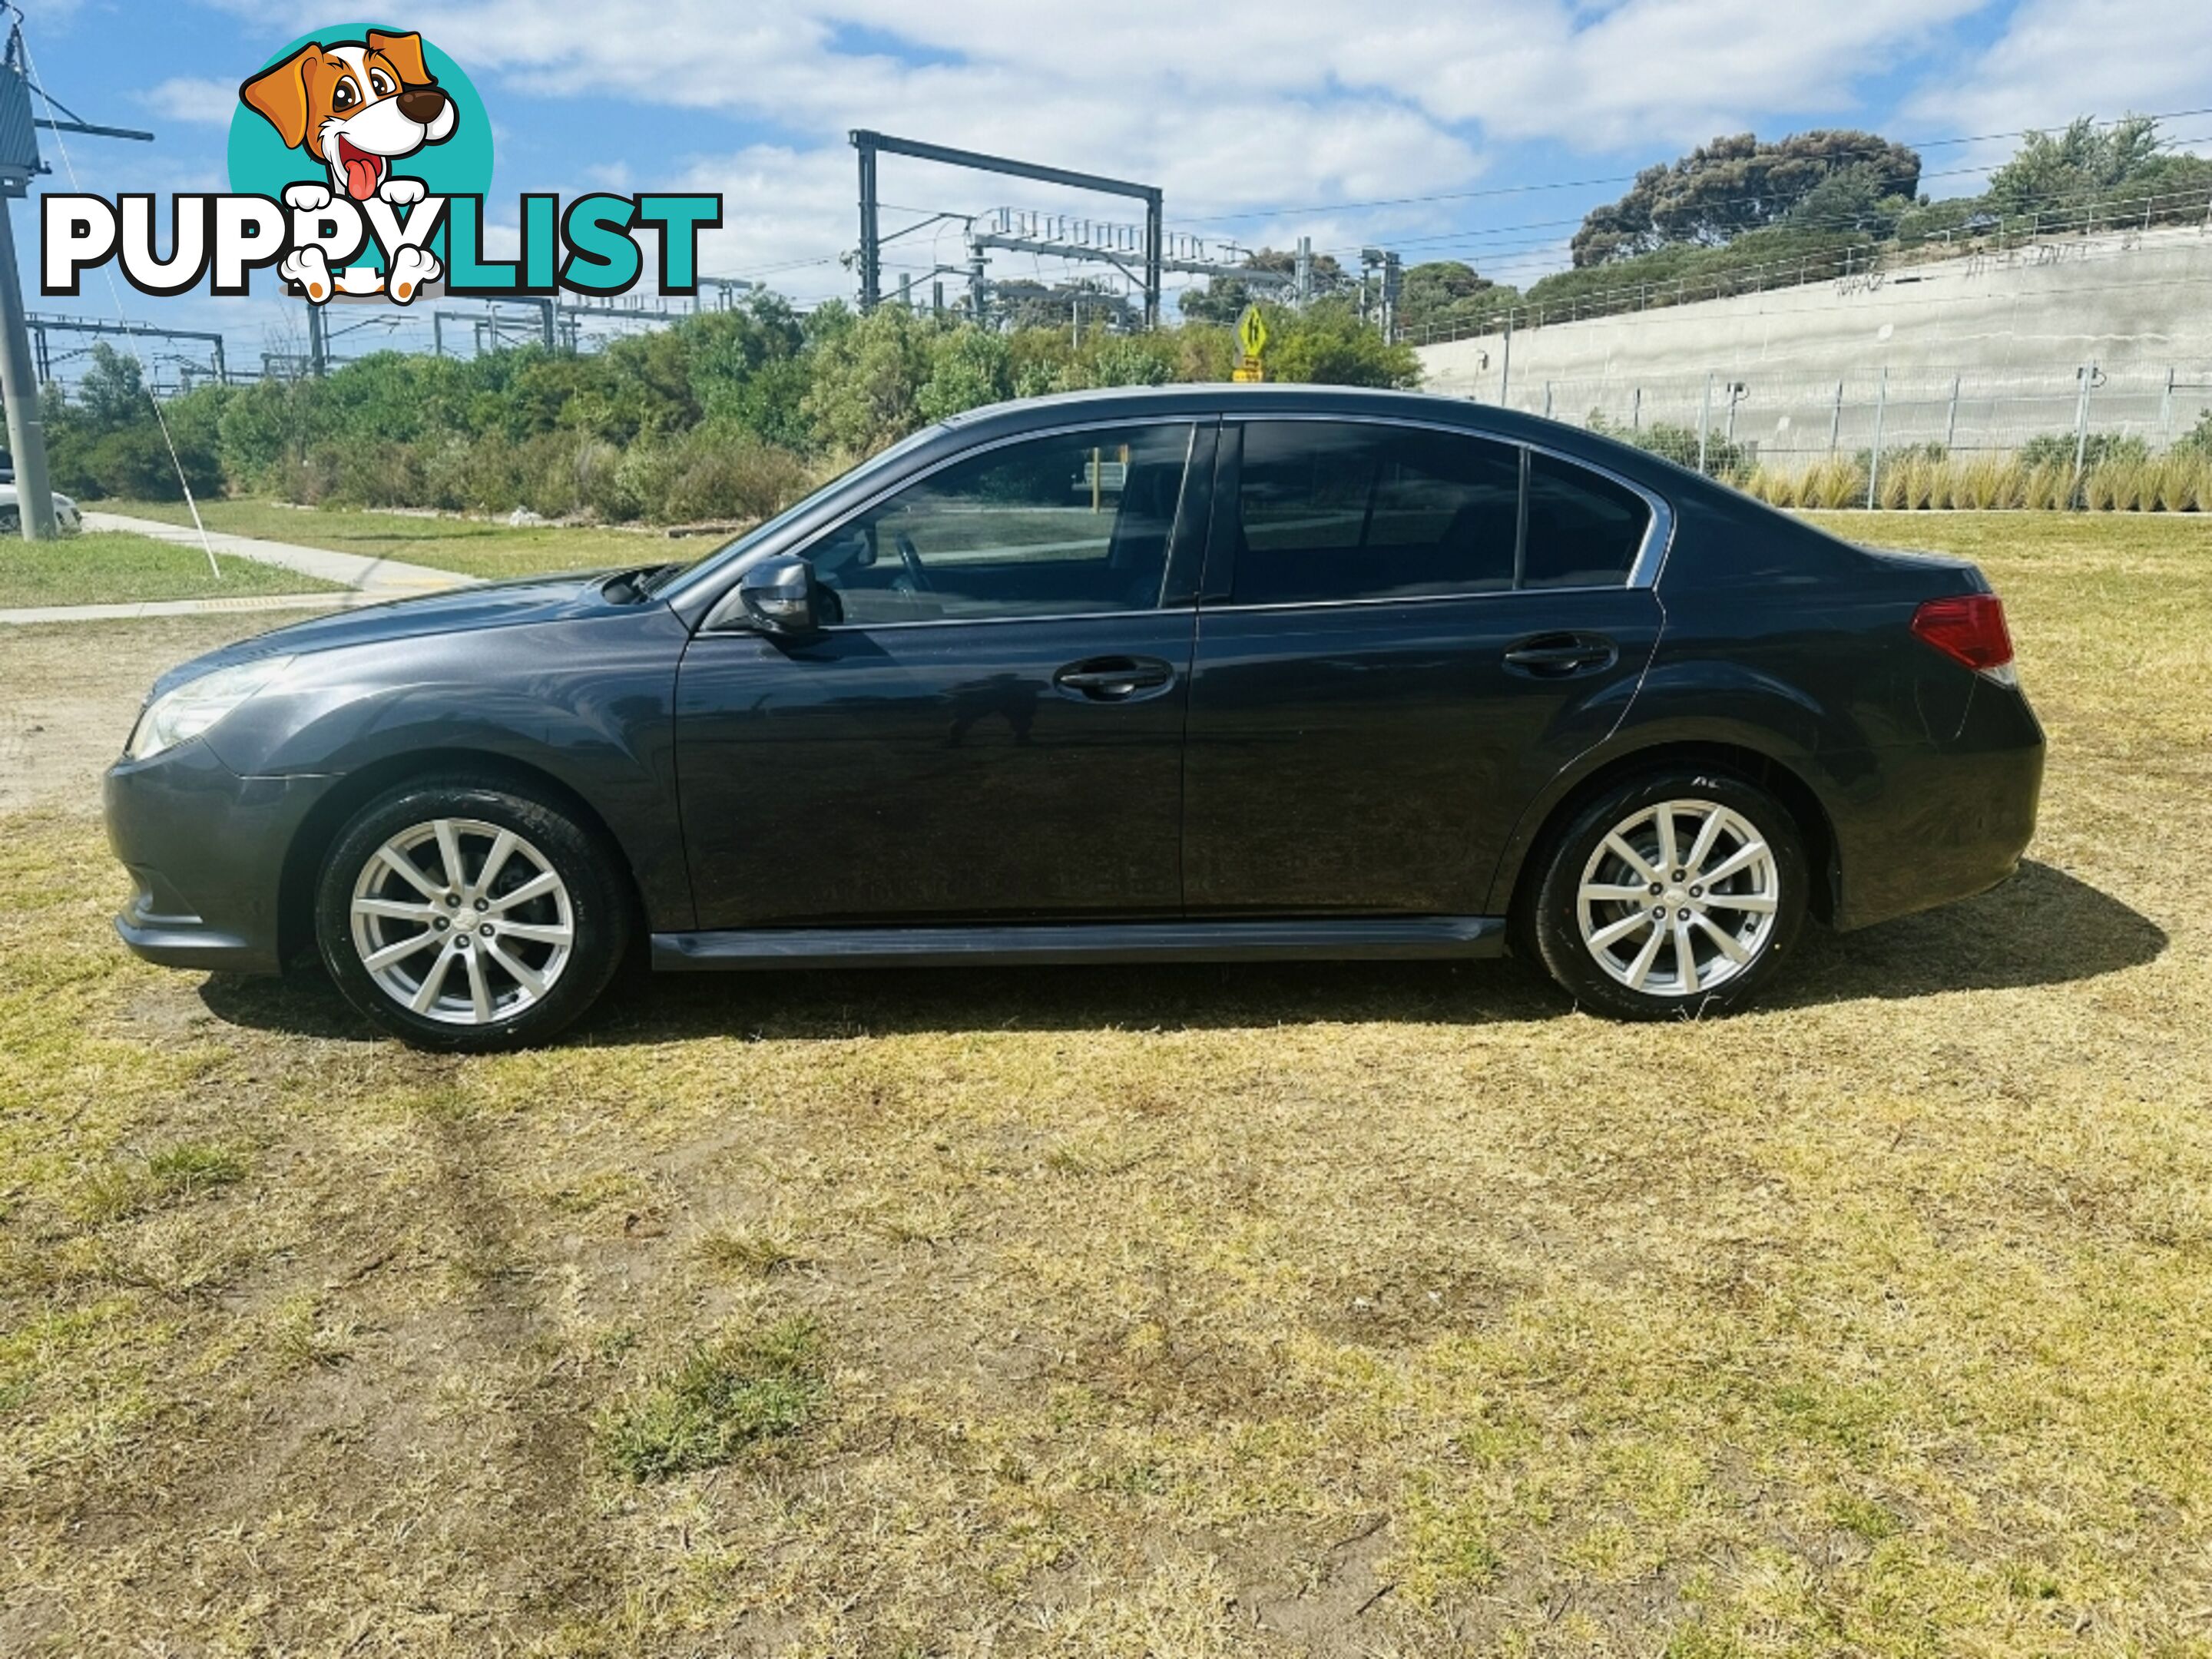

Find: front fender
<box><xmin>200</xmin><ymin>608</ymin><xmax>692</xmax><ymax>929</ymax></box>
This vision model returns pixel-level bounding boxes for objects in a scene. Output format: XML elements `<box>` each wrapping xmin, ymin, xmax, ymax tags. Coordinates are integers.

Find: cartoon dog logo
<box><xmin>239</xmin><ymin>30</ymin><xmax>454</xmax><ymax>303</ymax></box>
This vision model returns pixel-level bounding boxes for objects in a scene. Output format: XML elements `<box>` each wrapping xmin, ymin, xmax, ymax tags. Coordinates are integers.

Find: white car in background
<box><xmin>0</xmin><ymin>483</ymin><xmax>82</xmax><ymax>534</ymax></box>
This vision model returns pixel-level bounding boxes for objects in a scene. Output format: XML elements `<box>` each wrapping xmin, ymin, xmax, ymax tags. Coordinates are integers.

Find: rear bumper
<box><xmin>104</xmin><ymin>743</ymin><xmax>335</xmax><ymax>975</ymax></box>
<box><xmin>1832</xmin><ymin>676</ymin><xmax>2045</xmax><ymax>932</ymax></box>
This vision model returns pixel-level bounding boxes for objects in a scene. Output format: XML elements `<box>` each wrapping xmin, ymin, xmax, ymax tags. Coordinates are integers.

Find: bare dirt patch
<box><xmin>0</xmin><ymin>616</ymin><xmax>270</xmax><ymax>814</ymax></box>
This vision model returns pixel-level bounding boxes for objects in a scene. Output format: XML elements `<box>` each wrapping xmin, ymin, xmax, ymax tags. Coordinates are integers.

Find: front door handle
<box><xmin>1503</xmin><ymin>633</ymin><xmax>1618</xmax><ymax>677</ymax></box>
<box><xmin>1053</xmin><ymin>656</ymin><xmax>1176</xmax><ymax>701</ymax></box>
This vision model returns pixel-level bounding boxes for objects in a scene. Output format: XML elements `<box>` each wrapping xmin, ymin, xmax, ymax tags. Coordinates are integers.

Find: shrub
<box><xmin>1589</xmin><ymin>413</ymin><xmax>1750</xmax><ymax>478</ymax></box>
<box><xmin>1743</xmin><ymin>465</ymin><xmax>1798</xmax><ymax>508</ymax></box>
<box><xmin>2016</xmin><ymin>430</ymin><xmax>2149</xmax><ymax>472</ymax></box>
<box><xmin>2149</xmin><ymin>455</ymin><xmax>2207</xmax><ymax>512</ymax></box>
<box><xmin>2021</xmin><ymin>462</ymin><xmax>2069</xmax><ymax>509</ymax></box>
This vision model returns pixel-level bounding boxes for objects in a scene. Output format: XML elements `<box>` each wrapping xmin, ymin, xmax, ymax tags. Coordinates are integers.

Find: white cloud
<box><xmin>136</xmin><ymin>77</ymin><xmax>239</xmax><ymax>127</ymax></box>
<box><xmin>1902</xmin><ymin>0</ymin><xmax>2212</xmax><ymax>157</ymax></box>
<box><xmin>214</xmin><ymin>0</ymin><xmax>2204</xmax><ymax>311</ymax></box>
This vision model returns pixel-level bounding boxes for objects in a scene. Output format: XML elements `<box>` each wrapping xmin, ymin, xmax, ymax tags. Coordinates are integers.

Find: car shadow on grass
<box><xmin>1774</xmin><ymin>857</ymin><xmax>2165</xmax><ymax>1007</ymax></box>
<box><xmin>197</xmin><ymin>859</ymin><xmax>2162</xmax><ymax>1045</ymax></box>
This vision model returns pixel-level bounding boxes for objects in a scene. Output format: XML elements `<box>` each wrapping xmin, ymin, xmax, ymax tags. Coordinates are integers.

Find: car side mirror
<box><xmin>731</xmin><ymin>555</ymin><xmax>823</xmax><ymax>636</ymax></box>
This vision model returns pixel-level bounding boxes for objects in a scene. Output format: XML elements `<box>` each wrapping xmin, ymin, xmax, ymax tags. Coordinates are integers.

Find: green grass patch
<box><xmin>0</xmin><ymin>531</ymin><xmax>344</xmax><ymax>608</ymax></box>
<box><xmin>598</xmin><ymin>1316</ymin><xmax>824</xmax><ymax>1482</ymax></box>
<box><xmin>95</xmin><ymin>498</ymin><xmax>698</xmax><ymax>582</ymax></box>
<box><xmin>146</xmin><ymin>1144</ymin><xmax>247</xmax><ymax>1195</ymax></box>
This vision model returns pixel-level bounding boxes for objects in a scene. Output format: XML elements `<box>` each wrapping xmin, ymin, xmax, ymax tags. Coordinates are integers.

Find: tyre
<box><xmin>315</xmin><ymin>778</ymin><xmax>631</xmax><ymax>1051</ymax></box>
<box><xmin>1525</xmin><ymin>770</ymin><xmax>1808</xmax><ymax>1020</ymax></box>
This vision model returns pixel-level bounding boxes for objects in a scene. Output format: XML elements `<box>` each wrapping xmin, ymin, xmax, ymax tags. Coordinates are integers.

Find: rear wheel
<box><xmin>316</xmin><ymin>780</ymin><xmax>629</xmax><ymax>1051</ymax></box>
<box><xmin>1527</xmin><ymin>770</ymin><xmax>1807</xmax><ymax>1020</ymax></box>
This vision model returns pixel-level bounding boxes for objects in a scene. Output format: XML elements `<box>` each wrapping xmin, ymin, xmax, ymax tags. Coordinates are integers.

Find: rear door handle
<box><xmin>1054</xmin><ymin>656</ymin><xmax>1175</xmax><ymax>700</ymax></box>
<box><xmin>1503</xmin><ymin>633</ymin><xmax>1618</xmax><ymax>677</ymax></box>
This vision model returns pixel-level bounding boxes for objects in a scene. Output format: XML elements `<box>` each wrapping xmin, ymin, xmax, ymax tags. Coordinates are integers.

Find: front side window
<box><xmin>1233</xmin><ymin>422</ymin><xmax>1522</xmax><ymax>605</ymax></box>
<box><xmin>803</xmin><ymin>423</ymin><xmax>1194</xmax><ymax>624</ymax></box>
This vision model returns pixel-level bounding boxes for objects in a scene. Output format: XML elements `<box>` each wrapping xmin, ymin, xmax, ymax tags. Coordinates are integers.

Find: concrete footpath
<box><xmin>0</xmin><ymin>590</ymin><xmax>381</xmax><ymax>626</ymax></box>
<box><xmin>0</xmin><ymin>512</ymin><xmax>481</xmax><ymax>625</ymax></box>
<box><xmin>84</xmin><ymin>510</ymin><xmax>478</xmax><ymax>598</ymax></box>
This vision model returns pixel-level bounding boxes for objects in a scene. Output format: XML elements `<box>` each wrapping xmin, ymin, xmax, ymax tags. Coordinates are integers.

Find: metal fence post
<box><xmin>1866</xmin><ymin>367</ymin><xmax>1889</xmax><ymax>510</ymax></box>
<box><xmin>2071</xmin><ymin>363</ymin><xmax>2096</xmax><ymax>508</ymax></box>
<box><xmin>2162</xmin><ymin>366</ymin><xmax>2174</xmax><ymax>442</ymax></box>
<box><xmin>1830</xmin><ymin>379</ymin><xmax>1845</xmax><ymax>453</ymax></box>
<box><xmin>1632</xmin><ymin>386</ymin><xmax>1642</xmax><ymax>432</ymax></box>
<box><xmin>1499</xmin><ymin>312</ymin><xmax>1513</xmax><ymax>408</ymax></box>
<box><xmin>1945</xmin><ymin>376</ymin><xmax>1960</xmax><ymax>452</ymax></box>
<box><xmin>1698</xmin><ymin>373</ymin><xmax>1714</xmax><ymax>475</ymax></box>
<box><xmin>1541</xmin><ymin>380</ymin><xmax>1553</xmax><ymax>420</ymax></box>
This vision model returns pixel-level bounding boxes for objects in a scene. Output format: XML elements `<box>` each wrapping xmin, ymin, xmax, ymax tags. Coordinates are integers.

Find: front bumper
<box><xmin>104</xmin><ymin>741</ymin><xmax>336</xmax><ymax>975</ymax></box>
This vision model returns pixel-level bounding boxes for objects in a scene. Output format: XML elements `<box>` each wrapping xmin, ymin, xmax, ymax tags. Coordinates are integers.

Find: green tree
<box><xmin>800</xmin><ymin>306</ymin><xmax>935</xmax><ymax>455</ymax></box>
<box><xmin>1571</xmin><ymin>130</ymin><xmax>1922</xmax><ymax>266</ymax></box>
<box><xmin>1264</xmin><ymin>300</ymin><xmax>1420</xmax><ymax>389</ymax></box>
<box><xmin>1396</xmin><ymin>261</ymin><xmax>1518</xmax><ymax>340</ymax></box>
<box><xmin>74</xmin><ymin>343</ymin><xmax>150</xmax><ymax>429</ymax></box>
<box><xmin>916</xmin><ymin>326</ymin><xmax>1014</xmax><ymax>422</ymax></box>
<box><xmin>1982</xmin><ymin>114</ymin><xmax>2211</xmax><ymax>220</ymax></box>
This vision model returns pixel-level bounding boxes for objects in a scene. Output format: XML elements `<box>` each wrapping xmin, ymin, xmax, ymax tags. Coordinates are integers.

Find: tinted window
<box><xmin>1233</xmin><ymin>422</ymin><xmax>1522</xmax><ymax>605</ymax></box>
<box><xmin>806</xmin><ymin>423</ymin><xmax>1192</xmax><ymax>624</ymax></box>
<box><xmin>1522</xmin><ymin>452</ymin><xmax>1651</xmax><ymax>588</ymax></box>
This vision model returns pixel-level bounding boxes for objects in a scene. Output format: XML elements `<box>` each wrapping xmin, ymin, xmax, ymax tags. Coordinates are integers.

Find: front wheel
<box><xmin>1526</xmin><ymin>770</ymin><xmax>1808</xmax><ymax>1020</ymax></box>
<box><xmin>315</xmin><ymin>780</ymin><xmax>630</xmax><ymax>1051</ymax></box>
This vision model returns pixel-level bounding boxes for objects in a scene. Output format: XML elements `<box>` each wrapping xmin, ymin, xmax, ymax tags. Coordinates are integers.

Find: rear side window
<box><xmin>1233</xmin><ymin>422</ymin><xmax>1522</xmax><ymax>605</ymax></box>
<box><xmin>1522</xmin><ymin>452</ymin><xmax>1651</xmax><ymax>588</ymax></box>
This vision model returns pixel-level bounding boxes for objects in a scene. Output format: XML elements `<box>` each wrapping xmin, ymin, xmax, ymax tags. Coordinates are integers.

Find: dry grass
<box><xmin>2</xmin><ymin>513</ymin><xmax>2211</xmax><ymax>1654</ymax></box>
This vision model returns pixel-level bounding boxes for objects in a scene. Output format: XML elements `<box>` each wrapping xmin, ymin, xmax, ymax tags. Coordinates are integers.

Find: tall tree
<box><xmin>1571</xmin><ymin>131</ymin><xmax>1922</xmax><ymax>267</ymax></box>
<box><xmin>1984</xmin><ymin>115</ymin><xmax>2167</xmax><ymax>216</ymax></box>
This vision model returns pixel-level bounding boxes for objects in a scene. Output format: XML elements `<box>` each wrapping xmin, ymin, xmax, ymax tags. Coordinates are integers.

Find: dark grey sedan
<box><xmin>106</xmin><ymin>386</ymin><xmax>2043</xmax><ymax>1049</ymax></box>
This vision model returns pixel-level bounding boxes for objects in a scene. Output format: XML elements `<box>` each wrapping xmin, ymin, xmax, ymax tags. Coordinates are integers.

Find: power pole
<box><xmin>856</xmin><ymin>141</ymin><xmax>879</xmax><ymax>311</ymax></box>
<box><xmin>0</xmin><ymin>21</ymin><xmax>153</xmax><ymax>541</ymax></box>
<box><xmin>1295</xmin><ymin>236</ymin><xmax>1313</xmax><ymax>306</ymax></box>
<box><xmin>849</xmin><ymin>131</ymin><xmax>1164</xmax><ymax>326</ymax></box>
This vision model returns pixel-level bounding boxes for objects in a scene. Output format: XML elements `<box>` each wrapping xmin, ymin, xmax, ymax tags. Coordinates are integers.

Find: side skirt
<box><xmin>651</xmin><ymin>916</ymin><xmax>1508</xmax><ymax>972</ymax></box>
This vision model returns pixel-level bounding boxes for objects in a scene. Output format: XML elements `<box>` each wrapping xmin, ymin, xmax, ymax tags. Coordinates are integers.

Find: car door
<box><xmin>1181</xmin><ymin>418</ymin><xmax>1667</xmax><ymax>917</ymax></box>
<box><xmin>674</xmin><ymin>419</ymin><xmax>1211</xmax><ymax>929</ymax></box>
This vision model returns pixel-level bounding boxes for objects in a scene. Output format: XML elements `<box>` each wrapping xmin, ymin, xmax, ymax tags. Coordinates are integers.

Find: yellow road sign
<box><xmin>1236</xmin><ymin>303</ymin><xmax>1267</xmax><ymax>359</ymax></box>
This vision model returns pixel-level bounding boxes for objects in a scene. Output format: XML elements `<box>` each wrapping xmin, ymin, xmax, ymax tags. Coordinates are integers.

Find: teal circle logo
<box><xmin>227</xmin><ymin>25</ymin><xmax>492</xmax><ymax>240</ymax></box>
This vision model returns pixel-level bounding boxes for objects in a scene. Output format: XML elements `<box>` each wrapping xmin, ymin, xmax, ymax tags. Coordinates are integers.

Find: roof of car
<box><xmin>935</xmin><ymin>382</ymin><xmax>1675</xmax><ymax>483</ymax></box>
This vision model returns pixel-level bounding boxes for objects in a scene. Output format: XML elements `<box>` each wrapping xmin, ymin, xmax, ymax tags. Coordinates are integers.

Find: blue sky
<box><xmin>12</xmin><ymin>0</ymin><xmax>2209</xmax><ymax>382</ymax></box>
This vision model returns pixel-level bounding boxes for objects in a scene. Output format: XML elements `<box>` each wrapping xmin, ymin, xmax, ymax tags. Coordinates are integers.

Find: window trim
<box><xmin>1200</xmin><ymin>412</ymin><xmax>1675</xmax><ymax>616</ymax></box>
<box><xmin>701</xmin><ymin>417</ymin><xmax>1204</xmax><ymax>635</ymax></box>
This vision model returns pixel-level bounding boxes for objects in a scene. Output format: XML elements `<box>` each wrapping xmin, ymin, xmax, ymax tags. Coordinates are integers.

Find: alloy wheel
<box><xmin>348</xmin><ymin>817</ymin><xmax>575</xmax><ymax>1026</ymax></box>
<box><xmin>1575</xmin><ymin>799</ymin><xmax>1780</xmax><ymax>998</ymax></box>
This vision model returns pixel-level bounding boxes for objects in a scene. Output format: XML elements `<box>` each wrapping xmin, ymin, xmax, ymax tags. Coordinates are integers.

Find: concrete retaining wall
<box><xmin>1414</xmin><ymin>224</ymin><xmax>2212</xmax><ymax>460</ymax></box>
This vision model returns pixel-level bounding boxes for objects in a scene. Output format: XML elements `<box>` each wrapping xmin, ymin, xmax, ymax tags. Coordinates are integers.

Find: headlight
<box><xmin>126</xmin><ymin>656</ymin><xmax>295</xmax><ymax>761</ymax></box>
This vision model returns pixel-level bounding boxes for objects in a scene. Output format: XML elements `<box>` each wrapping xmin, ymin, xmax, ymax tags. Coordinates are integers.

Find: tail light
<box><xmin>1912</xmin><ymin>594</ymin><xmax>2016</xmax><ymax>684</ymax></box>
